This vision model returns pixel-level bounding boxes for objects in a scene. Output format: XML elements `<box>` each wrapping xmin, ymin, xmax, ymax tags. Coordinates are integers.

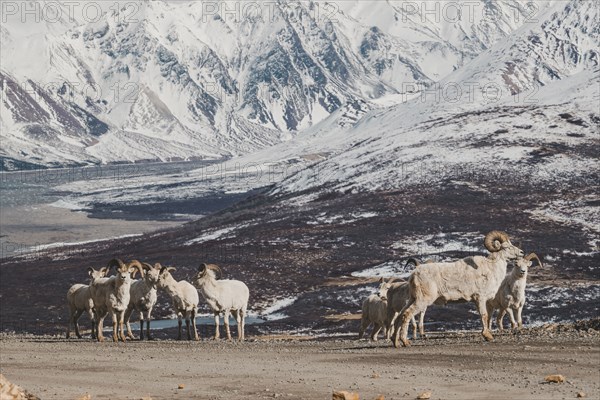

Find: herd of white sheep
<box><xmin>66</xmin><ymin>261</ymin><xmax>249</xmax><ymax>342</ymax></box>
<box><xmin>359</xmin><ymin>230</ymin><xmax>542</xmax><ymax>347</ymax></box>
<box><xmin>66</xmin><ymin>230</ymin><xmax>540</xmax><ymax>346</ymax></box>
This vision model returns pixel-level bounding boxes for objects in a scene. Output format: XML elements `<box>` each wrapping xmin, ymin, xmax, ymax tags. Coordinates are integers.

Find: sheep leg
<box><xmin>177</xmin><ymin>312</ymin><xmax>183</xmax><ymax>340</ymax></box>
<box><xmin>506</xmin><ymin>308</ymin><xmax>517</xmax><ymax>331</ymax></box>
<box><xmin>496</xmin><ymin>309</ymin><xmax>506</xmax><ymax>332</ymax></box>
<box><xmin>96</xmin><ymin>312</ymin><xmax>106</xmax><ymax>342</ymax></box>
<box><xmin>358</xmin><ymin>314</ymin><xmax>369</xmax><ymax>340</ymax></box>
<box><xmin>112</xmin><ymin>312</ymin><xmax>119</xmax><ymax>342</ymax></box>
<box><xmin>185</xmin><ymin>315</ymin><xmax>191</xmax><ymax>341</ymax></box>
<box><xmin>411</xmin><ymin>315</ymin><xmax>418</xmax><ymax>339</ymax></box>
<box><xmin>231</xmin><ymin>310</ymin><xmax>241</xmax><ymax>341</ymax></box>
<box><xmin>477</xmin><ymin>301</ymin><xmax>494</xmax><ymax>341</ymax></box>
<box><xmin>386</xmin><ymin>311</ymin><xmax>398</xmax><ymax>340</ymax></box>
<box><xmin>239</xmin><ymin>308</ymin><xmax>246</xmax><ymax>341</ymax></box>
<box><xmin>396</xmin><ymin>300</ymin><xmax>424</xmax><ymax>348</ymax></box>
<box><xmin>516</xmin><ymin>306</ymin><xmax>524</xmax><ymax>330</ymax></box>
<box><xmin>73</xmin><ymin>309</ymin><xmax>84</xmax><ymax>339</ymax></box>
<box><xmin>191</xmin><ymin>308</ymin><xmax>199</xmax><ymax>341</ymax></box>
<box><xmin>371</xmin><ymin>323</ymin><xmax>382</xmax><ymax>341</ymax></box>
<box><xmin>224</xmin><ymin>310</ymin><xmax>232</xmax><ymax>341</ymax></box>
<box><xmin>119</xmin><ymin>311</ymin><xmax>127</xmax><ymax>342</ymax></box>
<box><xmin>146</xmin><ymin>309</ymin><xmax>154</xmax><ymax>340</ymax></box>
<box><xmin>486</xmin><ymin>303</ymin><xmax>494</xmax><ymax>331</ymax></box>
<box><xmin>213</xmin><ymin>313</ymin><xmax>220</xmax><ymax>340</ymax></box>
<box><xmin>124</xmin><ymin>306</ymin><xmax>136</xmax><ymax>340</ymax></box>
<box><xmin>139</xmin><ymin>316</ymin><xmax>145</xmax><ymax>341</ymax></box>
<box><xmin>419</xmin><ymin>309</ymin><xmax>427</xmax><ymax>338</ymax></box>
<box><xmin>87</xmin><ymin>308</ymin><xmax>96</xmax><ymax>339</ymax></box>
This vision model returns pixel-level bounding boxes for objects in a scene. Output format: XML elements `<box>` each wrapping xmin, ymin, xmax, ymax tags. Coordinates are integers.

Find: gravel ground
<box><xmin>1</xmin><ymin>325</ymin><xmax>598</xmax><ymax>400</ymax></box>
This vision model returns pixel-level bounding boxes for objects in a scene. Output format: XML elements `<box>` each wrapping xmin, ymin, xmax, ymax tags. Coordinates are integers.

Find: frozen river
<box><xmin>0</xmin><ymin>160</ymin><xmax>239</xmax><ymax>258</ymax></box>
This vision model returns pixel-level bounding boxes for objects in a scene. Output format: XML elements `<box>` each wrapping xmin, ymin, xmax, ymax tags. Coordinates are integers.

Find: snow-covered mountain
<box><xmin>0</xmin><ymin>0</ymin><xmax>569</xmax><ymax>169</ymax></box>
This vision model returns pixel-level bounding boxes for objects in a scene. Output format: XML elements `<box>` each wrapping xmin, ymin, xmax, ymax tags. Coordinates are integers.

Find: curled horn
<box><xmin>87</xmin><ymin>267</ymin><xmax>94</xmax><ymax>276</ymax></box>
<box><xmin>157</xmin><ymin>263</ymin><xmax>167</xmax><ymax>274</ymax></box>
<box><xmin>524</xmin><ymin>253</ymin><xmax>543</xmax><ymax>268</ymax></box>
<box><xmin>142</xmin><ymin>262</ymin><xmax>153</xmax><ymax>271</ymax></box>
<box><xmin>484</xmin><ymin>231</ymin><xmax>510</xmax><ymax>252</ymax></box>
<box><xmin>206</xmin><ymin>264</ymin><xmax>223</xmax><ymax>279</ymax></box>
<box><xmin>158</xmin><ymin>263</ymin><xmax>176</xmax><ymax>274</ymax></box>
<box><xmin>99</xmin><ymin>266</ymin><xmax>109</xmax><ymax>276</ymax></box>
<box><xmin>127</xmin><ymin>260</ymin><xmax>145</xmax><ymax>278</ymax></box>
<box><xmin>107</xmin><ymin>258</ymin><xmax>126</xmax><ymax>270</ymax></box>
<box><xmin>404</xmin><ymin>258</ymin><xmax>421</xmax><ymax>268</ymax></box>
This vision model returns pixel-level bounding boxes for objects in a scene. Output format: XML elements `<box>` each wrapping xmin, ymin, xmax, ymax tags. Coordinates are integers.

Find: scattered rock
<box><xmin>374</xmin><ymin>396</ymin><xmax>385</xmax><ymax>400</ymax></box>
<box><xmin>75</xmin><ymin>395</ymin><xmax>91</xmax><ymax>400</ymax></box>
<box><xmin>332</xmin><ymin>390</ymin><xmax>360</xmax><ymax>400</ymax></box>
<box><xmin>417</xmin><ymin>391</ymin><xmax>432</xmax><ymax>399</ymax></box>
<box><xmin>577</xmin><ymin>392</ymin><xmax>586</xmax><ymax>398</ymax></box>
<box><xmin>177</xmin><ymin>384</ymin><xmax>185</xmax><ymax>390</ymax></box>
<box><xmin>545</xmin><ymin>375</ymin><xmax>565</xmax><ymax>383</ymax></box>
<box><xmin>371</xmin><ymin>374</ymin><xmax>380</xmax><ymax>379</ymax></box>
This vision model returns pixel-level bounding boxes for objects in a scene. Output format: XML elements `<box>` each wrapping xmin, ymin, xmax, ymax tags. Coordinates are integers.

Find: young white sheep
<box><xmin>384</xmin><ymin>258</ymin><xmax>435</xmax><ymax>341</ymax></box>
<box><xmin>487</xmin><ymin>253</ymin><xmax>542</xmax><ymax>331</ymax></box>
<box><xmin>66</xmin><ymin>266</ymin><xmax>108</xmax><ymax>339</ymax></box>
<box><xmin>156</xmin><ymin>264</ymin><xmax>199</xmax><ymax>341</ymax></box>
<box><xmin>124</xmin><ymin>262</ymin><xmax>161</xmax><ymax>340</ymax></box>
<box><xmin>394</xmin><ymin>231</ymin><xmax>524</xmax><ymax>347</ymax></box>
<box><xmin>385</xmin><ymin>280</ymin><xmax>431</xmax><ymax>341</ymax></box>
<box><xmin>358</xmin><ymin>278</ymin><xmax>398</xmax><ymax>341</ymax></box>
<box><xmin>192</xmin><ymin>263</ymin><xmax>250</xmax><ymax>341</ymax></box>
<box><xmin>91</xmin><ymin>259</ymin><xmax>143</xmax><ymax>342</ymax></box>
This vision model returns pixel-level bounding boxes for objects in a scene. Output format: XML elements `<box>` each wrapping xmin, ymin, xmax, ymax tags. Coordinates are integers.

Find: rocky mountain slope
<box><xmin>0</xmin><ymin>0</ymin><xmax>563</xmax><ymax>169</ymax></box>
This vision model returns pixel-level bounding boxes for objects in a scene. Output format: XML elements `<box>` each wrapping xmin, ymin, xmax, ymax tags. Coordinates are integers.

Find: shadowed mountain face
<box><xmin>1</xmin><ymin>0</ymin><xmax>583</xmax><ymax>169</ymax></box>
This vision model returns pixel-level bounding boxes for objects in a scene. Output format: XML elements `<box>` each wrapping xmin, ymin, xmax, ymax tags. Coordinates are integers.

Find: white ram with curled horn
<box><xmin>394</xmin><ymin>231</ymin><xmax>524</xmax><ymax>348</ymax></box>
<box><xmin>156</xmin><ymin>263</ymin><xmax>199</xmax><ymax>341</ymax></box>
<box><xmin>192</xmin><ymin>263</ymin><xmax>250</xmax><ymax>341</ymax></box>
<box><xmin>124</xmin><ymin>262</ymin><xmax>161</xmax><ymax>340</ymax></box>
<box><xmin>90</xmin><ymin>259</ymin><xmax>144</xmax><ymax>342</ymax></box>
<box><xmin>487</xmin><ymin>252</ymin><xmax>543</xmax><ymax>332</ymax></box>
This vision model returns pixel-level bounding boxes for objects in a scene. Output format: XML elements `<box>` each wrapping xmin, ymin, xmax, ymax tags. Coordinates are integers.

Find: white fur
<box><xmin>192</xmin><ymin>265</ymin><xmax>250</xmax><ymax>341</ymax></box>
<box><xmin>66</xmin><ymin>267</ymin><xmax>107</xmax><ymax>339</ymax></box>
<box><xmin>395</xmin><ymin>235</ymin><xmax>524</xmax><ymax>347</ymax></box>
<box><xmin>90</xmin><ymin>260</ymin><xmax>141</xmax><ymax>342</ymax></box>
<box><xmin>487</xmin><ymin>256</ymin><xmax>538</xmax><ymax>331</ymax></box>
<box><xmin>157</xmin><ymin>266</ymin><xmax>199</xmax><ymax>341</ymax></box>
<box><xmin>125</xmin><ymin>264</ymin><xmax>161</xmax><ymax>340</ymax></box>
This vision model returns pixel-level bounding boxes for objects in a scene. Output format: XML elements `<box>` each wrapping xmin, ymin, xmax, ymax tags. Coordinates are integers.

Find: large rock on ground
<box><xmin>0</xmin><ymin>374</ymin><xmax>40</xmax><ymax>400</ymax></box>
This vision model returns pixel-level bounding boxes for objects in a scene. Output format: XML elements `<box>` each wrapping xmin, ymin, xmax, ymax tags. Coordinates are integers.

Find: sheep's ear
<box><xmin>87</xmin><ymin>267</ymin><xmax>94</xmax><ymax>276</ymax></box>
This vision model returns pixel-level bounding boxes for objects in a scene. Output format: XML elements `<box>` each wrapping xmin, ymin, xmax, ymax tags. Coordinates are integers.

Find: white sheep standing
<box><xmin>66</xmin><ymin>266</ymin><xmax>108</xmax><ymax>339</ymax></box>
<box><xmin>385</xmin><ymin>258</ymin><xmax>435</xmax><ymax>341</ymax></box>
<box><xmin>394</xmin><ymin>231</ymin><xmax>524</xmax><ymax>347</ymax></box>
<box><xmin>156</xmin><ymin>263</ymin><xmax>199</xmax><ymax>341</ymax></box>
<box><xmin>192</xmin><ymin>263</ymin><xmax>249</xmax><ymax>341</ymax></box>
<box><xmin>487</xmin><ymin>253</ymin><xmax>542</xmax><ymax>332</ymax></box>
<box><xmin>124</xmin><ymin>262</ymin><xmax>161</xmax><ymax>340</ymax></box>
<box><xmin>91</xmin><ymin>259</ymin><xmax>143</xmax><ymax>342</ymax></box>
<box><xmin>358</xmin><ymin>278</ymin><xmax>396</xmax><ymax>341</ymax></box>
